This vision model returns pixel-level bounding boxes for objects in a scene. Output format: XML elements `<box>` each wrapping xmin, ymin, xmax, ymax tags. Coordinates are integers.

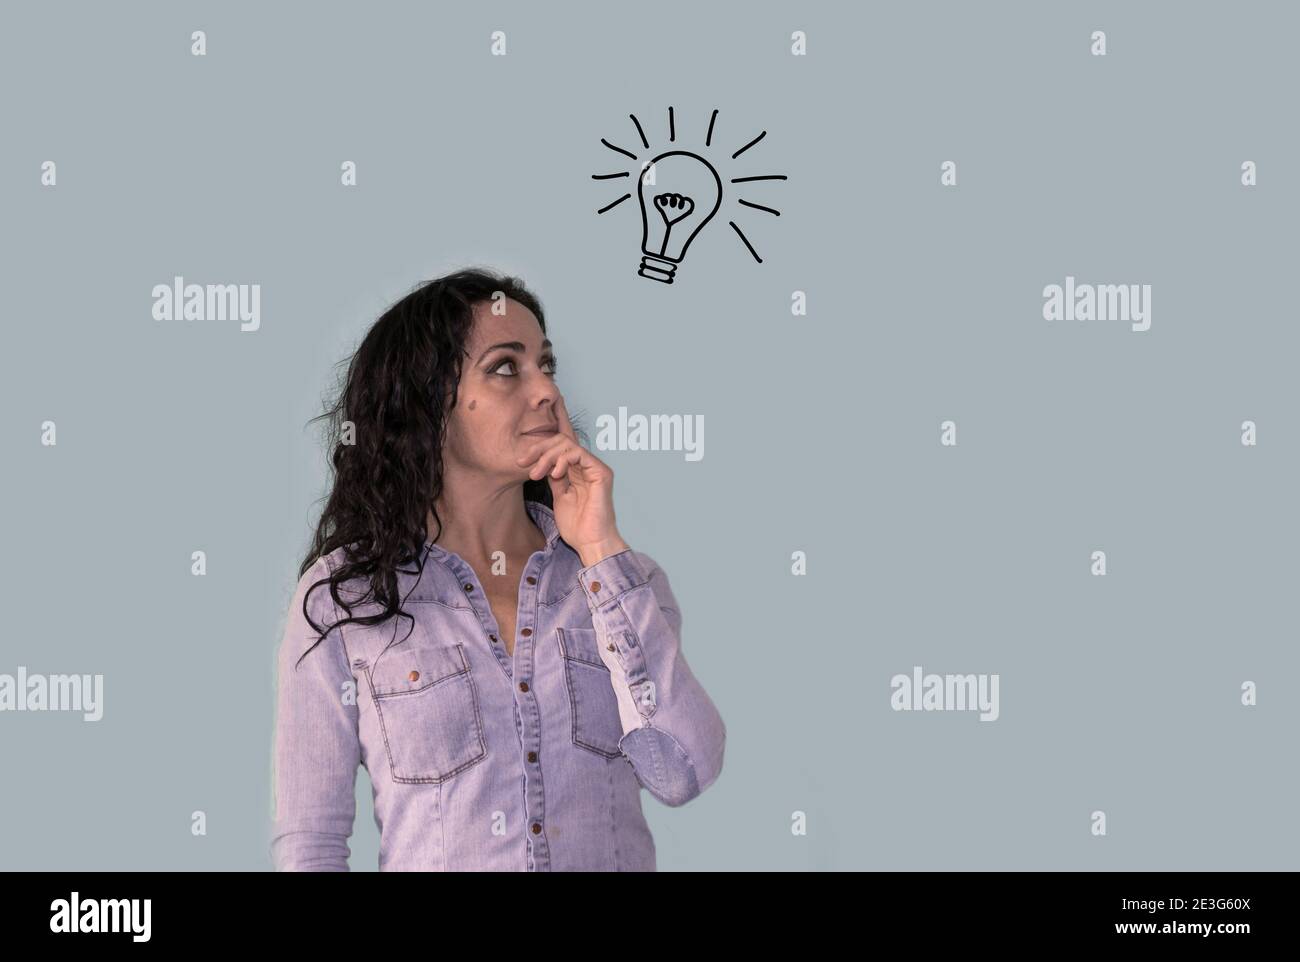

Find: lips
<box><xmin>522</xmin><ymin>425</ymin><xmax>559</xmax><ymax>436</ymax></box>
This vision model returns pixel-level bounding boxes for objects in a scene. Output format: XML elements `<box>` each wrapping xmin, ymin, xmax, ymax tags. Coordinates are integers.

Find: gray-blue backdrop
<box><xmin>2</xmin><ymin>0</ymin><xmax>1296</xmax><ymax>870</ymax></box>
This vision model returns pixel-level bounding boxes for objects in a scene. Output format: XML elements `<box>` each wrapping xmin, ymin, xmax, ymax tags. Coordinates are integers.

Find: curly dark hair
<box><xmin>291</xmin><ymin>266</ymin><xmax>587</xmax><ymax>668</ymax></box>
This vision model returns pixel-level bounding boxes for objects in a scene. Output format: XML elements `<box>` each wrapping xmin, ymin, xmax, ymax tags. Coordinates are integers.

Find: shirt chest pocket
<box><xmin>365</xmin><ymin>641</ymin><xmax>488</xmax><ymax>784</ymax></box>
<box><xmin>556</xmin><ymin>627</ymin><xmax>624</xmax><ymax>758</ymax></box>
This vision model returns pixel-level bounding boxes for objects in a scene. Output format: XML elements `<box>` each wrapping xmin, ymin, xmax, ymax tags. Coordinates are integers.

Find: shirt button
<box><xmin>519</xmin><ymin>681</ymin><xmax>529</xmax><ymax>692</ymax></box>
<box><xmin>520</xmin><ymin>627</ymin><xmax>532</xmax><ymax>637</ymax></box>
<box><xmin>463</xmin><ymin>583</ymin><xmax>474</xmax><ymax>592</ymax></box>
<box><xmin>527</xmin><ymin>751</ymin><xmax>537</xmax><ymax>762</ymax></box>
<box><xmin>408</xmin><ymin>670</ymin><xmax>420</xmax><ymax>682</ymax></box>
<box><xmin>590</xmin><ymin>581</ymin><xmax>601</xmax><ymax>592</ymax></box>
<box><xmin>526</xmin><ymin>576</ymin><xmax>536</xmax><ymax>585</ymax></box>
<box><xmin>489</xmin><ymin>634</ymin><xmax>497</xmax><ymax>642</ymax></box>
<box><xmin>531</xmin><ymin>823</ymin><xmax>542</xmax><ymax>835</ymax></box>
<box><xmin>607</xmin><ymin>643</ymin><xmax>615</xmax><ymax>651</ymax></box>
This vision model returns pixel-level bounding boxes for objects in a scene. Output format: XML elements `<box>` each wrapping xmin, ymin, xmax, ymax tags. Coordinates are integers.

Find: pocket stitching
<box><xmin>556</xmin><ymin>625</ymin><xmax>611</xmax><ymax>670</ymax></box>
<box><xmin>366</xmin><ymin>642</ymin><xmax>489</xmax><ymax>784</ymax></box>
<box><xmin>557</xmin><ymin>627</ymin><xmax>623</xmax><ymax>759</ymax></box>
<box><xmin>369</xmin><ymin>642</ymin><xmax>468</xmax><ymax>696</ymax></box>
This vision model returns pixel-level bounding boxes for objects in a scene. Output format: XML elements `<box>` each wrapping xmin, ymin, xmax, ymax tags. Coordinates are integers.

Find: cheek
<box><xmin>460</xmin><ymin>398</ymin><xmax>517</xmax><ymax>454</ymax></box>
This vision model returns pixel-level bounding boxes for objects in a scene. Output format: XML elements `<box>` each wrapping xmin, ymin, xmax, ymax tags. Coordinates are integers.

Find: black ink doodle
<box><xmin>592</xmin><ymin>106</ymin><xmax>789</xmax><ymax>284</ymax></box>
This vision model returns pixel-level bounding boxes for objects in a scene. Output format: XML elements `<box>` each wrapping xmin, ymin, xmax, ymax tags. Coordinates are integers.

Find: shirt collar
<box><xmin>524</xmin><ymin>498</ymin><xmax>562</xmax><ymax>551</ymax></box>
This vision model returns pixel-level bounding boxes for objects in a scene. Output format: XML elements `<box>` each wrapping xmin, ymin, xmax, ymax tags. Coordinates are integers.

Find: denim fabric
<box><xmin>271</xmin><ymin>500</ymin><xmax>726</xmax><ymax>871</ymax></box>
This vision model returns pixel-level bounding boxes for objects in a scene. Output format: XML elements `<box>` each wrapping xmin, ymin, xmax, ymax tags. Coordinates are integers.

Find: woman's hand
<box><xmin>516</xmin><ymin>392</ymin><xmax>629</xmax><ymax>567</ymax></box>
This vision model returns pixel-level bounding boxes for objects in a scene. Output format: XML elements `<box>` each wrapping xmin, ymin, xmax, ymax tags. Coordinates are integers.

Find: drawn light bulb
<box><xmin>636</xmin><ymin>150</ymin><xmax>722</xmax><ymax>284</ymax></box>
<box><xmin>593</xmin><ymin>107</ymin><xmax>788</xmax><ymax>281</ymax></box>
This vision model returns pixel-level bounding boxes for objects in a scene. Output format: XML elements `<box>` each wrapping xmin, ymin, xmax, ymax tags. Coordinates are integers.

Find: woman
<box><xmin>271</xmin><ymin>268</ymin><xmax>726</xmax><ymax>871</ymax></box>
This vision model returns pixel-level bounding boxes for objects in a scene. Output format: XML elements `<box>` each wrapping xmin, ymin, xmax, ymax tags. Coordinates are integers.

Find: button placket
<box><xmin>513</xmin><ymin>555</ymin><xmax>540</xmax><ymax>697</ymax></box>
<box><xmin>456</xmin><ymin>561</ymin><xmax>513</xmax><ymax>680</ymax></box>
<box><xmin>515</xmin><ymin>552</ymin><xmax>550</xmax><ymax>866</ymax></box>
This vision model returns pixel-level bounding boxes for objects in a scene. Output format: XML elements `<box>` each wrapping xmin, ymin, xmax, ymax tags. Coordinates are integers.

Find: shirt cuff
<box><xmin>577</xmin><ymin>548</ymin><xmax>650</xmax><ymax>610</ymax></box>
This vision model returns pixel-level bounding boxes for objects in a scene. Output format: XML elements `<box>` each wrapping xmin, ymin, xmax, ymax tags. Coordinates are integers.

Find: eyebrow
<box><xmin>477</xmin><ymin>339</ymin><xmax>553</xmax><ymax>363</ymax></box>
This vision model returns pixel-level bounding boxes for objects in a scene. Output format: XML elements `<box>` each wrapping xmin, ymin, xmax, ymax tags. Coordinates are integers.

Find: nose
<box><xmin>529</xmin><ymin>370</ymin><xmax>561</xmax><ymax>407</ymax></box>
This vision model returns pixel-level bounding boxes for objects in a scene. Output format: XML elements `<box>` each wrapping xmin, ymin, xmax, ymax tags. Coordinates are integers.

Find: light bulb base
<box><xmin>637</xmin><ymin>254</ymin><xmax>677</xmax><ymax>284</ymax></box>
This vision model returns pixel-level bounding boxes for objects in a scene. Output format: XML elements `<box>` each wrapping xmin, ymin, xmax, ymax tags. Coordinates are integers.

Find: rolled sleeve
<box><xmin>576</xmin><ymin>548</ymin><xmax>727</xmax><ymax>807</ymax></box>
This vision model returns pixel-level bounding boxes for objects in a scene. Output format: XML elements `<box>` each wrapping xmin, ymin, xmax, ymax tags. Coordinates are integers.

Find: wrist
<box><xmin>577</xmin><ymin>536</ymin><xmax>630</xmax><ymax>568</ymax></box>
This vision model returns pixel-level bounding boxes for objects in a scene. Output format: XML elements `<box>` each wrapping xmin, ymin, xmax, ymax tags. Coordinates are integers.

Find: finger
<box><xmin>550</xmin><ymin>447</ymin><xmax>583</xmax><ymax>479</ymax></box>
<box><xmin>551</xmin><ymin>449</ymin><xmax>582</xmax><ymax>480</ymax></box>
<box><xmin>516</xmin><ymin>431</ymin><xmax>567</xmax><ymax>466</ymax></box>
<box><xmin>526</xmin><ymin>444</ymin><xmax>556</xmax><ymax>479</ymax></box>
<box><xmin>527</xmin><ymin>438</ymin><xmax>576</xmax><ymax>479</ymax></box>
<box><xmin>547</xmin><ymin>466</ymin><xmax>572</xmax><ymax>496</ymax></box>
<box><xmin>553</xmin><ymin>392</ymin><xmax>580</xmax><ymax>444</ymax></box>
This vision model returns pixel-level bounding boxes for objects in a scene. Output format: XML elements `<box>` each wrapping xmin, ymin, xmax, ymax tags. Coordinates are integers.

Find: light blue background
<box><xmin>2</xmin><ymin>0</ymin><xmax>1296</xmax><ymax>869</ymax></box>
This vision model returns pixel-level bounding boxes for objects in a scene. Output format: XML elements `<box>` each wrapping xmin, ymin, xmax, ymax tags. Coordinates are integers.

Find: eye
<box><xmin>489</xmin><ymin>356</ymin><xmax>558</xmax><ymax>377</ymax></box>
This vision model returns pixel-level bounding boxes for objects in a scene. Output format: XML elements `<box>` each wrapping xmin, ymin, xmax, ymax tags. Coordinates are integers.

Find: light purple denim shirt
<box><xmin>271</xmin><ymin>499</ymin><xmax>726</xmax><ymax>871</ymax></box>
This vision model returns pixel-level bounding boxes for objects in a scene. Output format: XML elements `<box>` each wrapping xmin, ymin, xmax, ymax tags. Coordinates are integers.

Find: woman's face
<box><xmin>442</xmin><ymin>297</ymin><xmax>561</xmax><ymax>480</ymax></box>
